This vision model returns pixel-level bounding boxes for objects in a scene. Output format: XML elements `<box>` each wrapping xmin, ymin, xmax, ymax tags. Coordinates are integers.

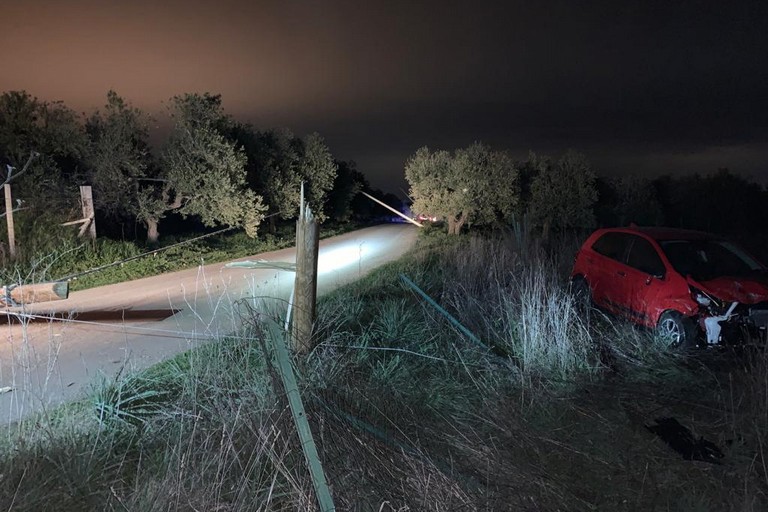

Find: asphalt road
<box><xmin>0</xmin><ymin>224</ymin><xmax>418</xmax><ymax>424</ymax></box>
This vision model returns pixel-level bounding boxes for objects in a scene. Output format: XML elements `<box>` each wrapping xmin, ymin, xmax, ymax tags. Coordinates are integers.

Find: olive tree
<box><xmin>405</xmin><ymin>142</ymin><xmax>518</xmax><ymax>235</ymax></box>
<box><xmin>299</xmin><ymin>132</ymin><xmax>337</xmax><ymax>221</ymax></box>
<box><xmin>528</xmin><ymin>150</ymin><xmax>598</xmax><ymax>238</ymax></box>
<box><xmin>85</xmin><ymin>90</ymin><xmax>152</xmax><ymax>220</ymax></box>
<box><xmin>326</xmin><ymin>160</ymin><xmax>367</xmax><ymax>222</ymax></box>
<box><xmin>0</xmin><ymin>90</ymin><xmax>86</xmax><ymax>196</ymax></box>
<box><xmin>606</xmin><ymin>175</ymin><xmax>664</xmax><ymax>226</ymax></box>
<box><xmin>251</xmin><ymin>128</ymin><xmax>301</xmax><ymax>229</ymax></box>
<box><xmin>232</xmin><ymin>127</ymin><xmax>337</xmax><ymax>228</ymax></box>
<box><xmin>139</xmin><ymin>93</ymin><xmax>266</xmax><ymax>243</ymax></box>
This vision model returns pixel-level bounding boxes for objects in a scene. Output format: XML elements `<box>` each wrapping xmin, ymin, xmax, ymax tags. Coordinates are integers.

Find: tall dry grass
<box><xmin>434</xmin><ymin>233</ymin><xmax>600</xmax><ymax>382</ymax></box>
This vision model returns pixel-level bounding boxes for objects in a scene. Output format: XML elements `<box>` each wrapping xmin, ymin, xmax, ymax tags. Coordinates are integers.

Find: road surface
<box><xmin>0</xmin><ymin>224</ymin><xmax>418</xmax><ymax>424</ymax></box>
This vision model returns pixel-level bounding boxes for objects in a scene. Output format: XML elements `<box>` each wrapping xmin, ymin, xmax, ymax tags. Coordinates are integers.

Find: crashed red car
<box><xmin>570</xmin><ymin>226</ymin><xmax>768</xmax><ymax>346</ymax></box>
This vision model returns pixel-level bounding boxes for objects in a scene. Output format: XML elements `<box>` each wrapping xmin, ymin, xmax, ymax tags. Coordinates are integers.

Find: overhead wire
<box><xmin>55</xmin><ymin>209</ymin><xmax>287</xmax><ymax>282</ymax></box>
<box><xmin>3</xmin><ymin>310</ymin><xmax>238</xmax><ymax>341</ymax></box>
<box><xmin>55</xmin><ymin>225</ymin><xmax>238</xmax><ymax>282</ymax></box>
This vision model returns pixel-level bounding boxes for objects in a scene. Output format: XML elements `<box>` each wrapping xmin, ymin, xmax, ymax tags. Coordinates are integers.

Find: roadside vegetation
<box><xmin>0</xmin><ymin>89</ymin><xmax>402</xmax><ymax>287</ymax></box>
<box><xmin>3</xmin><ymin>88</ymin><xmax>768</xmax><ymax>510</ymax></box>
<box><xmin>3</xmin><ymin>87</ymin><xmax>768</xmax><ymax>292</ymax></box>
<box><xmin>0</xmin><ymin>216</ymin><xmax>363</xmax><ymax>291</ymax></box>
<box><xmin>2</xmin><ymin>228</ymin><xmax>766</xmax><ymax>511</ymax></box>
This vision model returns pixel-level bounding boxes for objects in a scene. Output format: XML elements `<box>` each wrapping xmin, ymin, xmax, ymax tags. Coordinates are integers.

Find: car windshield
<box><xmin>659</xmin><ymin>239</ymin><xmax>764</xmax><ymax>281</ymax></box>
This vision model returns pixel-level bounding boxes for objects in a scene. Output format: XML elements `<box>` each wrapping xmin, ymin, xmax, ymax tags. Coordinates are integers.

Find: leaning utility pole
<box><xmin>0</xmin><ymin>281</ymin><xmax>69</xmax><ymax>307</ymax></box>
<box><xmin>360</xmin><ymin>191</ymin><xmax>424</xmax><ymax>227</ymax></box>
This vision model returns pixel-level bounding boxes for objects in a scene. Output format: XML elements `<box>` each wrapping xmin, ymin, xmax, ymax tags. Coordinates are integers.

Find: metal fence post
<box><xmin>264</xmin><ymin>319</ymin><xmax>336</xmax><ymax>511</ymax></box>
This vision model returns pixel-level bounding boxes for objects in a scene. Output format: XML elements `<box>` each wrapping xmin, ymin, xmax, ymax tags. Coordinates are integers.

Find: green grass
<box><xmin>2</xmin><ymin>229</ymin><xmax>768</xmax><ymax>510</ymax></box>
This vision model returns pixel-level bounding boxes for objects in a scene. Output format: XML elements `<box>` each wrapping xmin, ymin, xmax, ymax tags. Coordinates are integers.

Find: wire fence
<box><xmin>0</xmin><ymin>284</ymin><xmax>487</xmax><ymax>511</ymax></box>
<box><xmin>233</xmin><ymin>303</ymin><xmax>474</xmax><ymax>511</ymax></box>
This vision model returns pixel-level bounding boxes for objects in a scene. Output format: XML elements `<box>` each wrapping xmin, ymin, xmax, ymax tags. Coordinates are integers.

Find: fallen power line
<box><xmin>55</xmin><ymin>225</ymin><xmax>238</xmax><ymax>283</ymax></box>
<box><xmin>56</xmin><ymin>210</ymin><xmax>289</xmax><ymax>283</ymax></box>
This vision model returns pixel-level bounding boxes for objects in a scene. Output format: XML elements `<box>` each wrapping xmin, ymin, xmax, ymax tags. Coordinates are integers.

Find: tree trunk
<box><xmin>447</xmin><ymin>214</ymin><xmax>467</xmax><ymax>235</ymax></box>
<box><xmin>447</xmin><ymin>217</ymin><xmax>457</xmax><ymax>235</ymax></box>
<box><xmin>269</xmin><ymin>214</ymin><xmax>277</xmax><ymax>234</ymax></box>
<box><xmin>455</xmin><ymin>216</ymin><xmax>466</xmax><ymax>234</ymax></box>
<box><xmin>146</xmin><ymin>217</ymin><xmax>160</xmax><ymax>245</ymax></box>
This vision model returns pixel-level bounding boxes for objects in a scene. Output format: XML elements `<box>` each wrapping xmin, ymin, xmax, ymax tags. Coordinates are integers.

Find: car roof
<box><xmin>599</xmin><ymin>226</ymin><xmax>720</xmax><ymax>241</ymax></box>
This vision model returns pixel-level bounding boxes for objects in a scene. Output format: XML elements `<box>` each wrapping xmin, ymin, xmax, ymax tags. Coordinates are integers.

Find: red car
<box><xmin>570</xmin><ymin>226</ymin><xmax>768</xmax><ymax>346</ymax></box>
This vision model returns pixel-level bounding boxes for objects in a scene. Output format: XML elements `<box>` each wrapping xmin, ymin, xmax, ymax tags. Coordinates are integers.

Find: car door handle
<box><xmin>617</xmin><ymin>271</ymin><xmax>626</xmax><ymax>277</ymax></box>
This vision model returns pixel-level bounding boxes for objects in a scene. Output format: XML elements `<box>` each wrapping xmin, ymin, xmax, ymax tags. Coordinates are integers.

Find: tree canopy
<box><xmin>594</xmin><ymin>175</ymin><xmax>664</xmax><ymax>227</ymax></box>
<box><xmin>0</xmin><ymin>90</ymin><xmax>85</xmax><ymax>197</ymax></box>
<box><xmin>299</xmin><ymin>132</ymin><xmax>337</xmax><ymax>221</ymax></box>
<box><xmin>405</xmin><ymin>142</ymin><xmax>519</xmax><ymax>234</ymax></box>
<box><xmin>230</xmin><ymin>126</ymin><xmax>337</xmax><ymax>228</ymax></box>
<box><xmin>85</xmin><ymin>90</ymin><xmax>152</xmax><ymax>220</ymax></box>
<box><xmin>145</xmin><ymin>93</ymin><xmax>266</xmax><ymax>242</ymax></box>
<box><xmin>528</xmin><ymin>150</ymin><xmax>598</xmax><ymax>237</ymax></box>
<box><xmin>6</xmin><ymin>87</ymin><xmax>767</xmax><ymax>255</ymax></box>
<box><xmin>326</xmin><ymin>160</ymin><xmax>367</xmax><ymax>222</ymax></box>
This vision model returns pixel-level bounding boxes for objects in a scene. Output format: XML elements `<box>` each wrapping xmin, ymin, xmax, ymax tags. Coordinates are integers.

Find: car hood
<box><xmin>688</xmin><ymin>274</ymin><xmax>768</xmax><ymax>304</ymax></box>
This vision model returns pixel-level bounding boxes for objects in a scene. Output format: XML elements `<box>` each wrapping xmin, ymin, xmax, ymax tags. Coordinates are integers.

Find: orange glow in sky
<box><xmin>3</xmin><ymin>0</ymin><xmax>768</xmax><ymax>190</ymax></box>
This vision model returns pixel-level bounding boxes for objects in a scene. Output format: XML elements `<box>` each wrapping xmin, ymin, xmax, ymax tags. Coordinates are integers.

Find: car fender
<box><xmin>647</xmin><ymin>296</ymin><xmax>699</xmax><ymax>327</ymax></box>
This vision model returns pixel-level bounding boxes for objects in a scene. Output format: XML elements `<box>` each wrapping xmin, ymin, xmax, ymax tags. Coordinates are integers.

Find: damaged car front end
<box><xmin>660</xmin><ymin>235</ymin><xmax>768</xmax><ymax>345</ymax></box>
<box><xmin>687</xmin><ymin>278</ymin><xmax>768</xmax><ymax>345</ymax></box>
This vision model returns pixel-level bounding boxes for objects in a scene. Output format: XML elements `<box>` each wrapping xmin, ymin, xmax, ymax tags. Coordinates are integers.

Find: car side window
<box><xmin>591</xmin><ymin>232</ymin><xmax>629</xmax><ymax>262</ymax></box>
<box><xmin>626</xmin><ymin>236</ymin><xmax>666</xmax><ymax>276</ymax></box>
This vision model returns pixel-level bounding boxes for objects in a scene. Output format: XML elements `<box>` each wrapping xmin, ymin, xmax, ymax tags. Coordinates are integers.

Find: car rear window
<box><xmin>591</xmin><ymin>232</ymin><xmax>629</xmax><ymax>262</ymax></box>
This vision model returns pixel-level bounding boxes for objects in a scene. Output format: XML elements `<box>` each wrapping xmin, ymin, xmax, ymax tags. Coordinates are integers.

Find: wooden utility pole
<box><xmin>79</xmin><ymin>185</ymin><xmax>96</xmax><ymax>240</ymax></box>
<box><xmin>4</xmin><ymin>184</ymin><xmax>15</xmax><ymax>260</ymax></box>
<box><xmin>292</xmin><ymin>184</ymin><xmax>320</xmax><ymax>353</ymax></box>
<box><xmin>0</xmin><ymin>282</ymin><xmax>69</xmax><ymax>307</ymax></box>
<box><xmin>360</xmin><ymin>191</ymin><xmax>424</xmax><ymax>227</ymax></box>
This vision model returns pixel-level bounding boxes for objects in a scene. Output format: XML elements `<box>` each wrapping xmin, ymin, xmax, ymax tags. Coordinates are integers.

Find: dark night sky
<box><xmin>2</xmin><ymin>0</ymin><xmax>768</xmax><ymax>193</ymax></box>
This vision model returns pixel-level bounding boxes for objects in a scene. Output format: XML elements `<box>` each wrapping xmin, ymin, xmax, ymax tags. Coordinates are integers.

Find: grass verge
<box><xmin>1</xmin><ymin>229</ymin><xmax>767</xmax><ymax>510</ymax></box>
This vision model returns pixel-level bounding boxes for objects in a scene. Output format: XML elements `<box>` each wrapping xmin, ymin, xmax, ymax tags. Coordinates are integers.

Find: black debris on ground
<box><xmin>646</xmin><ymin>417</ymin><xmax>724</xmax><ymax>464</ymax></box>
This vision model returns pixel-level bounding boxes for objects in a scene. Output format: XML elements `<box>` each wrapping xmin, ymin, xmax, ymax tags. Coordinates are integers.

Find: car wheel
<box><xmin>656</xmin><ymin>311</ymin><xmax>696</xmax><ymax>348</ymax></box>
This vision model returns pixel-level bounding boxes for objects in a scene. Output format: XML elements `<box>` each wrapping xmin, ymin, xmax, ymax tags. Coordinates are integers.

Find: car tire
<box><xmin>656</xmin><ymin>311</ymin><xmax>696</xmax><ymax>348</ymax></box>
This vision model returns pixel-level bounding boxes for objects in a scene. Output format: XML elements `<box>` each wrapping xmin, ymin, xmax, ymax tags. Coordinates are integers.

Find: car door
<box><xmin>587</xmin><ymin>232</ymin><xmax>632</xmax><ymax>315</ymax></box>
<box><xmin>623</xmin><ymin>235</ymin><xmax>668</xmax><ymax>327</ymax></box>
